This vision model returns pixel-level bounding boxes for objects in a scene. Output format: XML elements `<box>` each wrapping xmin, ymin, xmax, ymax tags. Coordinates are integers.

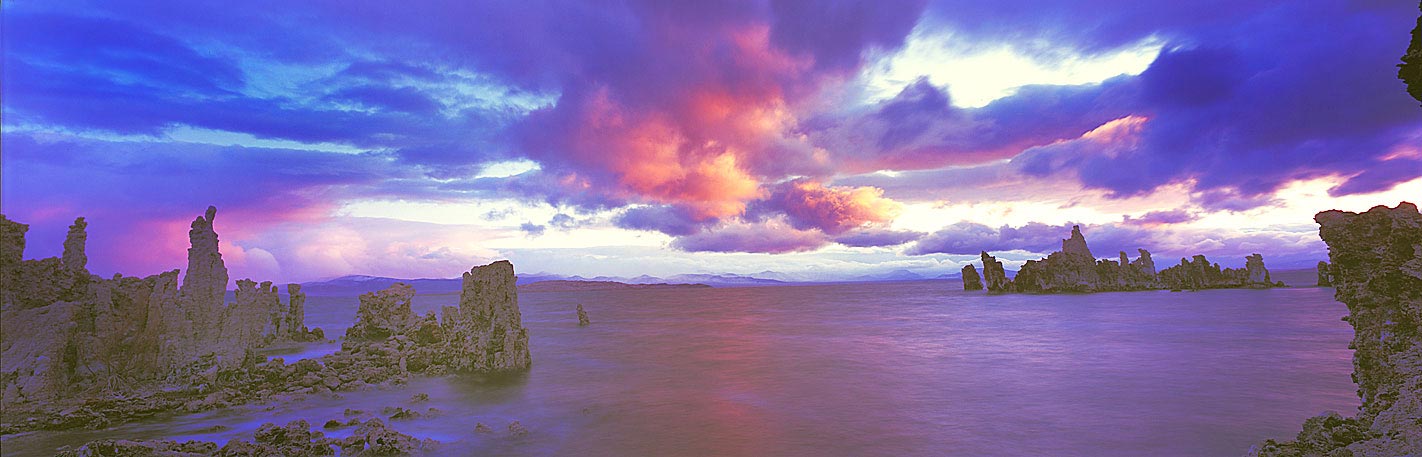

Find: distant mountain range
<box><xmin>298</xmin><ymin>269</ymin><xmax>956</xmax><ymax>296</ymax></box>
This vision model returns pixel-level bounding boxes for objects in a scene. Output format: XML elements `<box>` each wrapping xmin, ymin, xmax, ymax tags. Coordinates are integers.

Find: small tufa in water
<box><xmin>577</xmin><ymin>304</ymin><xmax>592</xmax><ymax>326</ymax></box>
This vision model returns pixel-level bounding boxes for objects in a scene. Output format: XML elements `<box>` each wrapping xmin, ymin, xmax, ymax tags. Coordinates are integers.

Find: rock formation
<box><xmin>179</xmin><ymin>206</ymin><xmax>229</xmax><ymax>344</ymax></box>
<box><xmin>62</xmin><ymin>217</ymin><xmax>87</xmax><ymax>274</ymax></box>
<box><xmin>446</xmin><ymin>260</ymin><xmax>532</xmax><ymax>372</ymax></box>
<box><xmin>577</xmin><ymin>304</ymin><xmax>591</xmax><ymax>326</ymax></box>
<box><xmin>342</xmin><ymin>260</ymin><xmax>532</xmax><ymax>374</ymax></box>
<box><xmin>980</xmin><ymin>251</ymin><xmax>1012</xmax><ymax>292</ymax></box>
<box><xmin>1317</xmin><ymin>261</ymin><xmax>1333</xmax><ymax>287</ymax></box>
<box><xmin>1402</xmin><ymin>1</ymin><xmax>1422</xmax><ymax>104</ymax></box>
<box><xmin>969</xmin><ymin>225</ymin><xmax>1274</xmax><ymax>293</ymax></box>
<box><xmin>1157</xmin><ymin>253</ymin><xmax>1276</xmax><ymax>290</ymax></box>
<box><xmin>961</xmin><ymin>264</ymin><xmax>983</xmax><ymax>290</ymax></box>
<box><xmin>0</xmin><ymin>206</ymin><xmax>322</xmax><ymax>417</ymax></box>
<box><xmin>1250</xmin><ymin>202</ymin><xmax>1422</xmax><ymax>456</ymax></box>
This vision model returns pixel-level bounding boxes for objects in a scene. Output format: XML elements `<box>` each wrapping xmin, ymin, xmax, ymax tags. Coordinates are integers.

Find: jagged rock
<box><xmin>62</xmin><ymin>217</ymin><xmax>87</xmax><ymax>274</ymax></box>
<box><xmin>347</xmin><ymin>284</ymin><xmax>417</xmax><ymax>342</ymax></box>
<box><xmin>1157</xmin><ymin>254</ymin><xmax>1272</xmax><ymax>290</ymax></box>
<box><xmin>445</xmin><ymin>260</ymin><xmax>532</xmax><ymax>372</ymax></box>
<box><xmin>345</xmin><ymin>418</ymin><xmax>431</xmax><ymax>455</ymax></box>
<box><xmin>980</xmin><ymin>251</ymin><xmax>1012</xmax><ymax>292</ymax></box>
<box><xmin>1402</xmin><ymin>1</ymin><xmax>1422</xmax><ymax>104</ymax></box>
<box><xmin>1008</xmin><ymin>229</ymin><xmax>1158</xmax><ymax>293</ymax></box>
<box><xmin>1061</xmin><ymin>225</ymin><xmax>1093</xmax><ymax>258</ymax></box>
<box><xmin>340</xmin><ymin>261</ymin><xmax>531</xmax><ymax>376</ymax></box>
<box><xmin>577</xmin><ymin>304</ymin><xmax>591</xmax><ymax>326</ymax></box>
<box><xmin>961</xmin><ymin>264</ymin><xmax>983</xmax><ymax>290</ymax></box>
<box><xmin>1</xmin><ymin>206</ymin><xmax>317</xmax><ymax>429</ymax></box>
<box><xmin>1317</xmin><ymin>261</ymin><xmax>1333</xmax><ymax>287</ymax></box>
<box><xmin>1250</xmin><ymin>202</ymin><xmax>1422</xmax><ymax>456</ymax></box>
<box><xmin>56</xmin><ymin>438</ymin><xmax>219</xmax><ymax>457</ymax></box>
<box><xmin>180</xmin><ymin>206</ymin><xmax>229</xmax><ymax>343</ymax></box>
<box><xmin>1245</xmin><ymin>253</ymin><xmax>1272</xmax><ymax>285</ymax></box>
<box><xmin>978</xmin><ymin>225</ymin><xmax>1267</xmax><ymax>293</ymax></box>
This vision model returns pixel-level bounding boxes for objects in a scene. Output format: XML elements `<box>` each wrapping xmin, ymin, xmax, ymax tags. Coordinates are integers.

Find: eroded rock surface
<box><xmin>968</xmin><ymin>225</ymin><xmax>1273</xmax><ymax>293</ymax></box>
<box><xmin>961</xmin><ymin>264</ymin><xmax>983</xmax><ymax>291</ymax></box>
<box><xmin>980</xmin><ymin>251</ymin><xmax>1012</xmax><ymax>292</ymax></box>
<box><xmin>1250</xmin><ymin>202</ymin><xmax>1422</xmax><ymax>456</ymax></box>
<box><xmin>1</xmin><ymin>207</ymin><xmax>323</xmax><ymax>431</ymax></box>
<box><xmin>56</xmin><ymin>418</ymin><xmax>436</xmax><ymax>456</ymax></box>
<box><xmin>1317</xmin><ymin>261</ymin><xmax>1333</xmax><ymax>287</ymax></box>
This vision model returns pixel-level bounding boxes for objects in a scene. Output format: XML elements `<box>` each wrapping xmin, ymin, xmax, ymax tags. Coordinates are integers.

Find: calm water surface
<box><xmin>2</xmin><ymin>281</ymin><xmax>1356</xmax><ymax>456</ymax></box>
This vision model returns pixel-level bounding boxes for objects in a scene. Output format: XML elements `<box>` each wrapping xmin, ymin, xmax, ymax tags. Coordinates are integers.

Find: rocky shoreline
<box><xmin>963</xmin><ymin>225</ymin><xmax>1282</xmax><ymax>293</ymax></box>
<box><xmin>1248</xmin><ymin>202</ymin><xmax>1422</xmax><ymax>456</ymax></box>
<box><xmin>1</xmin><ymin>207</ymin><xmax>533</xmax><ymax>455</ymax></box>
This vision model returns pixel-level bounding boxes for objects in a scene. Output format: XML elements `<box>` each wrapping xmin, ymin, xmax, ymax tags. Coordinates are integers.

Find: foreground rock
<box><xmin>970</xmin><ymin>225</ymin><xmax>1278</xmax><ymax>293</ymax></box>
<box><xmin>344</xmin><ymin>260</ymin><xmax>532</xmax><ymax>374</ymax></box>
<box><xmin>1249</xmin><ymin>202</ymin><xmax>1422</xmax><ymax>456</ymax></box>
<box><xmin>55</xmin><ymin>418</ymin><xmax>436</xmax><ymax>456</ymax></box>
<box><xmin>1</xmin><ymin>207</ymin><xmax>323</xmax><ymax>425</ymax></box>
<box><xmin>1317</xmin><ymin>261</ymin><xmax>1333</xmax><ymax>287</ymax></box>
<box><xmin>577</xmin><ymin>304</ymin><xmax>591</xmax><ymax>326</ymax></box>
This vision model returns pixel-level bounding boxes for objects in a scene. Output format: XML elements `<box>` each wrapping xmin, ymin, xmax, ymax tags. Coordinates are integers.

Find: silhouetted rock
<box><xmin>1250</xmin><ymin>202</ymin><xmax>1422</xmax><ymax>456</ymax></box>
<box><xmin>1317</xmin><ymin>261</ymin><xmax>1333</xmax><ymax>287</ymax></box>
<box><xmin>980</xmin><ymin>251</ymin><xmax>1012</xmax><ymax>292</ymax></box>
<box><xmin>968</xmin><ymin>225</ymin><xmax>1270</xmax><ymax>293</ymax></box>
<box><xmin>577</xmin><ymin>304</ymin><xmax>591</xmax><ymax>326</ymax></box>
<box><xmin>1402</xmin><ymin>1</ymin><xmax>1422</xmax><ymax>104</ymax></box>
<box><xmin>961</xmin><ymin>264</ymin><xmax>983</xmax><ymax>290</ymax></box>
<box><xmin>1007</xmin><ymin>230</ymin><xmax>1159</xmax><ymax>293</ymax></box>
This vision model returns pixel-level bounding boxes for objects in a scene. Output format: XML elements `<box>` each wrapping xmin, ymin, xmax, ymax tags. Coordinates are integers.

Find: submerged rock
<box><xmin>961</xmin><ymin>264</ymin><xmax>983</xmax><ymax>291</ymax></box>
<box><xmin>1250</xmin><ymin>202</ymin><xmax>1422</xmax><ymax>456</ymax></box>
<box><xmin>577</xmin><ymin>304</ymin><xmax>591</xmax><ymax>326</ymax></box>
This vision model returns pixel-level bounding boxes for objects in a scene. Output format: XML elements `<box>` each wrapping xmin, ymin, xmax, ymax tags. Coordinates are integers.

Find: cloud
<box><xmin>759</xmin><ymin>179</ymin><xmax>902</xmax><ymax>234</ymax></box>
<box><xmin>833</xmin><ymin>228</ymin><xmax>925</xmax><ymax>247</ymax></box>
<box><xmin>671</xmin><ymin>218</ymin><xmax>829</xmax><ymax>254</ymax></box>
<box><xmin>1121</xmin><ymin>209</ymin><xmax>1198</xmax><ymax>225</ymax></box>
<box><xmin>519</xmin><ymin>223</ymin><xmax>546</xmax><ymax>237</ymax></box>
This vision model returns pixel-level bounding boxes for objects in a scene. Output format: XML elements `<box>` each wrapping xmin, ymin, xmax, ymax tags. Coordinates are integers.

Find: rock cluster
<box><xmin>1</xmin><ymin>207</ymin><xmax>321</xmax><ymax>421</ymax></box>
<box><xmin>55</xmin><ymin>418</ymin><xmax>436</xmax><ymax>456</ymax></box>
<box><xmin>961</xmin><ymin>264</ymin><xmax>983</xmax><ymax>291</ymax></box>
<box><xmin>1317</xmin><ymin>260</ymin><xmax>1333</xmax><ymax>287</ymax></box>
<box><xmin>577</xmin><ymin>304</ymin><xmax>591</xmax><ymax>326</ymax></box>
<box><xmin>342</xmin><ymin>261</ymin><xmax>532</xmax><ymax>374</ymax></box>
<box><xmin>1250</xmin><ymin>202</ymin><xmax>1422</xmax><ymax>456</ymax></box>
<box><xmin>971</xmin><ymin>225</ymin><xmax>1276</xmax><ymax>293</ymax></box>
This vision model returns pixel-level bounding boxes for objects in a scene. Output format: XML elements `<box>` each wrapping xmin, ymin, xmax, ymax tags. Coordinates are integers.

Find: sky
<box><xmin>2</xmin><ymin>0</ymin><xmax>1420</xmax><ymax>283</ymax></box>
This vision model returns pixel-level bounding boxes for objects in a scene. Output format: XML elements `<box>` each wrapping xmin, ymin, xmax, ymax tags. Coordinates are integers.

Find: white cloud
<box><xmin>858</xmin><ymin>25</ymin><xmax>1162</xmax><ymax>108</ymax></box>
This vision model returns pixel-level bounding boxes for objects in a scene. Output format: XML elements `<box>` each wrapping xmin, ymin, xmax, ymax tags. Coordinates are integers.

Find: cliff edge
<box><xmin>1250</xmin><ymin>202</ymin><xmax>1422</xmax><ymax>456</ymax></box>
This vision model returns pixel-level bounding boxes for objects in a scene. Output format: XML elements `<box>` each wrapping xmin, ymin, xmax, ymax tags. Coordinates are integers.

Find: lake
<box><xmin>1</xmin><ymin>280</ymin><xmax>1355</xmax><ymax>456</ymax></box>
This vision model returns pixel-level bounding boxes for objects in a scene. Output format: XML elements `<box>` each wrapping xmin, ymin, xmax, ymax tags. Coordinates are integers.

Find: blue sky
<box><xmin>3</xmin><ymin>0</ymin><xmax>1419</xmax><ymax>282</ymax></box>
